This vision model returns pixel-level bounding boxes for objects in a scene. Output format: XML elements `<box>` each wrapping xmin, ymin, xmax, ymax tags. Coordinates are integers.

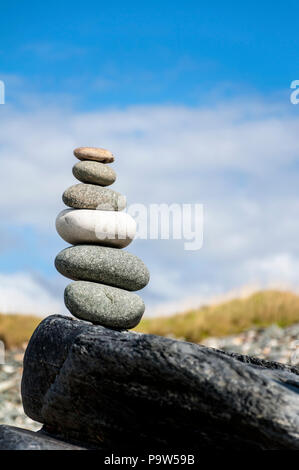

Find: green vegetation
<box><xmin>135</xmin><ymin>290</ymin><xmax>299</xmax><ymax>342</ymax></box>
<box><xmin>0</xmin><ymin>314</ymin><xmax>41</xmax><ymax>349</ymax></box>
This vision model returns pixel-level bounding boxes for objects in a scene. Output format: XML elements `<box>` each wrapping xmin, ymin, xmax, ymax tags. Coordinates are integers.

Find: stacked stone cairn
<box><xmin>55</xmin><ymin>147</ymin><xmax>150</xmax><ymax>329</ymax></box>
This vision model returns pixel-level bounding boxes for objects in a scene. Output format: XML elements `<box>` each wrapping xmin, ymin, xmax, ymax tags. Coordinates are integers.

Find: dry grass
<box><xmin>135</xmin><ymin>290</ymin><xmax>299</xmax><ymax>342</ymax></box>
<box><xmin>1</xmin><ymin>290</ymin><xmax>299</xmax><ymax>349</ymax></box>
<box><xmin>0</xmin><ymin>313</ymin><xmax>41</xmax><ymax>349</ymax></box>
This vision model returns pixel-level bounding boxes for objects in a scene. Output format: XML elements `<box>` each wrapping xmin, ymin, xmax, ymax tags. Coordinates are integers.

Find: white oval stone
<box><xmin>56</xmin><ymin>209</ymin><xmax>136</xmax><ymax>248</ymax></box>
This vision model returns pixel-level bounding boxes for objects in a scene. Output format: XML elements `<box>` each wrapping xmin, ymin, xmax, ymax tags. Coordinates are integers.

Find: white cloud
<box><xmin>0</xmin><ymin>272</ymin><xmax>65</xmax><ymax>316</ymax></box>
<box><xmin>244</xmin><ymin>253</ymin><xmax>299</xmax><ymax>286</ymax></box>
<box><xmin>1</xmin><ymin>97</ymin><xmax>299</xmax><ymax>315</ymax></box>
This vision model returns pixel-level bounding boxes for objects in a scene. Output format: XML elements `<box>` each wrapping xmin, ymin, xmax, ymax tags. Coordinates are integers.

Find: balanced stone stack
<box><xmin>55</xmin><ymin>146</ymin><xmax>149</xmax><ymax>329</ymax></box>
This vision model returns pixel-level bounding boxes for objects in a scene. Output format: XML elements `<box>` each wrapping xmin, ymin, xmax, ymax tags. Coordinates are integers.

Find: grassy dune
<box><xmin>1</xmin><ymin>290</ymin><xmax>299</xmax><ymax>349</ymax></box>
<box><xmin>135</xmin><ymin>290</ymin><xmax>299</xmax><ymax>342</ymax></box>
<box><xmin>0</xmin><ymin>314</ymin><xmax>41</xmax><ymax>349</ymax></box>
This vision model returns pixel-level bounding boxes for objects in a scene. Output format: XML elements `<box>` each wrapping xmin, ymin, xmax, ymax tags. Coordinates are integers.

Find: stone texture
<box><xmin>22</xmin><ymin>315</ymin><xmax>299</xmax><ymax>451</ymax></box>
<box><xmin>55</xmin><ymin>245</ymin><xmax>150</xmax><ymax>291</ymax></box>
<box><xmin>0</xmin><ymin>425</ymin><xmax>88</xmax><ymax>450</ymax></box>
<box><xmin>72</xmin><ymin>161</ymin><xmax>116</xmax><ymax>186</ymax></box>
<box><xmin>64</xmin><ymin>281</ymin><xmax>145</xmax><ymax>328</ymax></box>
<box><xmin>74</xmin><ymin>146</ymin><xmax>114</xmax><ymax>163</ymax></box>
<box><xmin>56</xmin><ymin>209</ymin><xmax>136</xmax><ymax>248</ymax></box>
<box><xmin>62</xmin><ymin>183</ymin><xmax>126</xmax><ymax>211</ymax></box>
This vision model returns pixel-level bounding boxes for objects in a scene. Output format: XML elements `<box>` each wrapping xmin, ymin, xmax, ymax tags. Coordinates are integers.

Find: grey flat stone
<box><xmin>64</xmin><ymin>281</ymin><xmax>145</xmax><ymax>328</ymax></box>
<box><xmin>0</xmin><ymin>425</ymin><xmax>88</xmax><ymax>450</ymax></box>
<box><xmin>22</xmin><ymin>315</ymin><xmax>299</xmax><ymax>451</ymax></box>
<box><xmin>72</xmin><ymin>161</ymin><xmax>116</xmax><ymax>186</ymax></box>
<box><xmin>62</xmin><ymin>183</ymin><xmax>126</xmax><ymax>210</ymax></box>
<box><xmin>55</xmin><ymin>245</ymin><xmax>150</xmax><ymax>291</ymax></box>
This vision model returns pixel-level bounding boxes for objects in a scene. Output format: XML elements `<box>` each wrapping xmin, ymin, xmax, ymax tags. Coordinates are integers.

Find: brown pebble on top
<box><xmin>73</xmin><ymin>147</ymin><xmax>114</xmax><ymax>163</ymax></box>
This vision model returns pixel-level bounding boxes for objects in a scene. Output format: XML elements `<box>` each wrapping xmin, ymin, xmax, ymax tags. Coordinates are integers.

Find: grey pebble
<box><xmin>55</xmin><ymin>245</ymin><xmax>150</xmax><ymax>291</ymax></box>
<box><xmin>64</xmin><ymin>281</ymin><xmax>145</xmax><ymax>329</ymax></box>
<box><xmin>62</xmin><ymin>183</ymin><xmax>126</xmax><ymax>210</ymax></box>
<box><xmin>72</xmin><ymin>161</ymin><xmax>116</xmax><ymax>186</ymax></box>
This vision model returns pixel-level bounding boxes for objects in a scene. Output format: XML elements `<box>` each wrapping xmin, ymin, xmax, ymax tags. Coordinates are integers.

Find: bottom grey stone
<box><xmin>21</xmin><ymin>315</ymin><xmax>299</xmax><ymax>450</ymax></box>
<box><xmin>64</xmin><ymin>281</ymin><xmax>145</xmax><ymax>329</ymax></box>
<box><xmin>0</xmin><ymin>425</ymin><xmax>88</xmax><ymax>450</ymax></box>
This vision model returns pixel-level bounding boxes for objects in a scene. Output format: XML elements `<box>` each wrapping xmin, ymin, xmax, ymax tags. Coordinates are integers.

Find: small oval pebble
<box><xmin>56</xmin><ymin>209</ymin><xmax>136</xmax><ymax>248</ymax></box>
<box><xmin>55</xmin><ymin>245</ymin><xmax>150</xmax><ymax>291</ymax></box>
<box><xmin>62</xmin><ymin>183</ymin><xmax>126</xmax><ymax>211</ymax></box>
<box><xmin>74</xmin><ymin>147</ymin><xmax>114</xmax><ymax>163</ymax></box>
<box><xmin>64</xmin><ymin>281</ymin><xmax>145</xmax><ymax>329</ymax></box>
<box><xmin>72</xmin><ymin>161</ymin><xmax>116</xmax><ymax>186</ymax></box>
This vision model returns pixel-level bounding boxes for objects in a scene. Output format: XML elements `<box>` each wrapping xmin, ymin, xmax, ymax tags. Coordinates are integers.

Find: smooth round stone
<box><xmin>73</xmin><ymin>147</ymin><xmax>114</xmax><ymax>163</ymax></box>
<box><xmin>55</xmin><ymin>245</ymin><xmax>150</xmax><ymax>291</ymax></box>
<box><xmin>56</xmin><ymin>209</ymin><xmax>136</xmax><ymax>248</ymax></box>
<box><xmin>72</xmin><ymin>161</ymin><xmax>116</xmax><ymax>186</ymax></box>
<box><xmin>62</xmin><ymin>183</ymin><xmax>126</xmax><ymax>210</ymax></box>
<box><xmin>64</xmin><ymin>281</ymin><xmax>145</xmax><ymax>329</ymax></box>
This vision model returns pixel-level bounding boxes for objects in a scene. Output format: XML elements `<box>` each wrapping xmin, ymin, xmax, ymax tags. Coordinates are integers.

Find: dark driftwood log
<box><xmin>0</xmin><ymin>425</ymin><xmax>88</xmax><ymax>450</ymax></box>
<box><xmin>21</xmin><ymin>315</ymin><xmax>299</xmax><ymax>450</ymax></box>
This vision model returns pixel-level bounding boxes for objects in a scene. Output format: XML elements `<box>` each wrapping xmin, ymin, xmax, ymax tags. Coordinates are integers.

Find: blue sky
<box><xmin>2</xmin><ymin>1</ymin><xmax>299</xmax><ymax>107</ymax></box>
<box><xmin>1</xmin><ymin>1</ymin><xmax>299</xmax><ymax>316</ymax></box>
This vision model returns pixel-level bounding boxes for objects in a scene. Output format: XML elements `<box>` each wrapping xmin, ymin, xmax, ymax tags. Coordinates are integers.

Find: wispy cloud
<box><xmin>21</xmin><ymin>42</ymin><xmax>86</xmax><ymax>61</ymax></box>
<box><xmin>0</xmin><ymin>272</ymin><xmax>65</xmax><ymax>316</ymax></box>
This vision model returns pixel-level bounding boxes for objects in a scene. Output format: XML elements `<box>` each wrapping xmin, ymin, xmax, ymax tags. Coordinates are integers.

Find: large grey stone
<box><xmin>73</xmin><ymin>146</ymin><xmax>114</xmax><ymax>163</ymax></box>
<box><xmin>62</xmin><ymin>183</ymin><xmax>126</xmax><ymax>210</ymax></box>
<box><xmin>22</xmin><ymin>315</ymin><xmax>299</xmax><ymax>451</ymax></box>
<box><xmin>55</xmin><ymin>245</ymin><xmax>150</xmax><ymax>291</ymax></box>
<box><xmin>72</xmin><ymin>161</ymin><xmax>116</xmax><ymax>186</ymax></box>
<box><xmin>64</xmin><ymin>281</ymin><xmax>145</xmax><ymax>328</ymax></box>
